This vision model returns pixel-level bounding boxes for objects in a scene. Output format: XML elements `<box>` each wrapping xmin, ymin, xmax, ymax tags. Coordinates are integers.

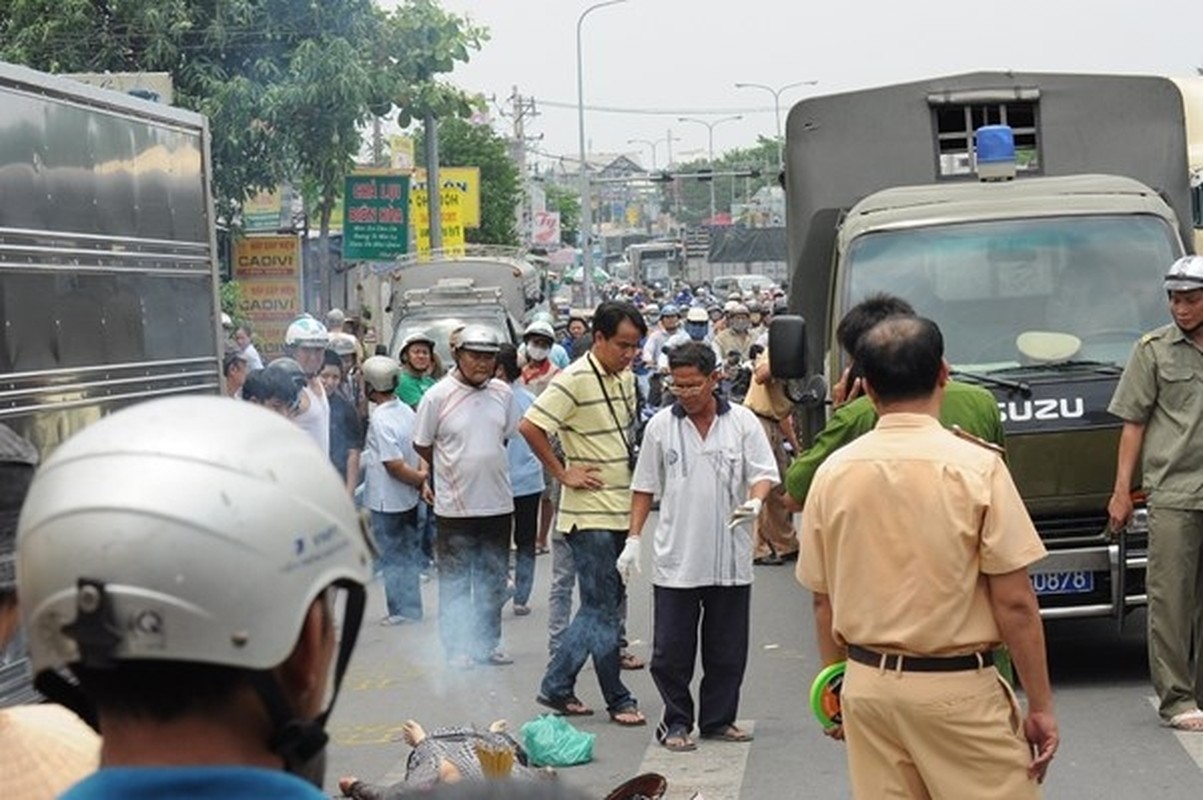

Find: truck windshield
<box><xmin>642</xmin><ymin>258</ymin><xmax>670</xmax><ymax>282</ymax></box>
<box><xmin>844</xmin><ymin>215</ymin><xmax>1178</xmax><ymax>370</ymax></box>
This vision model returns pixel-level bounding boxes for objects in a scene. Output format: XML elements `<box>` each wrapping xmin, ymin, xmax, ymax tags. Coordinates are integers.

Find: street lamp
<box><xmin>577</xmin><ymin>0</ymin><xmax>628</xmax><ymax>308</ymax></box>
<box><xmin>677</xmin><ymin>115</ymin><xmax>742</xmax><ymax>224</ymax></box>
<box><xmin>734</xmin><ymin>80</ymin><xmax>818</xmax><ymax>171</ymax></box>
<box><xmin>626</xmin><ymin>132</ymin><xmax>678</xmax><ymax>171</ymax></box>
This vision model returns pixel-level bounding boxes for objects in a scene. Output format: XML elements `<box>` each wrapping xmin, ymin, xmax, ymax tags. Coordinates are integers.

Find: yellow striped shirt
<box><xmin>524</xmin><ymin>352</ymin><xmax>635</xmax><ymax>532</ymax></box>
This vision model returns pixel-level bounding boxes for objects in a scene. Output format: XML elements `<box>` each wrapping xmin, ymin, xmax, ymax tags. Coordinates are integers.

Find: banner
<box><xmin>411</xmin><ymin>188</ymin><xmax>466</xmax><ymax>257</ymax></box>
<box><xmin>242</xmin><ymin>187</ymin><xmax>286</xmax><ymax>233</ymax></box>
<box><xmin>389</xmin><ymin>135</ymin><xmax>415</xmax><ymax>172</ymax></box>
<box><xmin>232</xmin><ymin>235</ymin><xmax>303</xmax><ymax>359</ymax></box>
<box><xmin>532</xmin><ymin>211</ymin><xmax>561</xmax><ymax>246</ymax></box>
<box><xmin>342</xmin><ymin>174</ymin><xmax>410</xmax><ymax>261</ymax></box>
<box><xmin>412</xmin><ymin>167</ymin><xmax>482</xmax><ymax>229</ymax></box>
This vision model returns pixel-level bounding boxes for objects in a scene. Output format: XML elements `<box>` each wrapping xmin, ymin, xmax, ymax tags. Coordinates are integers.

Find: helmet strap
<box><xmin>252</xmin><ymin>581</ymin><xmax>365</xmax><ymax>784</ymax></box>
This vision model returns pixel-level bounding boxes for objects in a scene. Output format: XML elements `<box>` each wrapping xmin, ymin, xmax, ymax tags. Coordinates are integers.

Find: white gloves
<box><xmin>616</xmin><ymin>536</ymin><xmax>642</xmax><ymax>584</ymax></box>
<box><xmin>727</xmin><ymin>497</ymin><xmax>764</xmax><ymax>529</ymax></box>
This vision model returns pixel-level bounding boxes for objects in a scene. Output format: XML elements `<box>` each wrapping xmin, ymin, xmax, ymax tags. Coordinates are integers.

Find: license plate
<box><xmin>1030</xmin><ymin>571</ymin><xmax>1095</xmax><ymax>596</ymax></box>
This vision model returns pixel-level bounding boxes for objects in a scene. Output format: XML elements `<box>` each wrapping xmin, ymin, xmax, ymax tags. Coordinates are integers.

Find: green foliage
<box><xmin>545</xmin><ymin>183</ymin><xmax>581</xmax><ymax>245</ymax></box>
<box><xmin>385</xmin><ymin>0</ymin><xmax>488</xmax><ymax>127</ymax></box>
<box><xmin>673</xmin><ymin>135</ymin><xmax>780</xmax><ymax>226</ymax></box>
<box><xmin>220</xmin><ymin>280</ymin><xmax>244</xmax><ymax>323</ymax></box>
<box><xmin>418</xmin><ymin>116</ymin><xmax>520</xmax><ymax>246</ymax></box>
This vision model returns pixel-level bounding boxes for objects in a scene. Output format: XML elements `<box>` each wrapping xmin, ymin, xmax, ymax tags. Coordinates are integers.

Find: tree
<box><xmin>672</xmin><ymin>136</ymin><xmax>779</xmax><ymax>227</ymax></box>
<box><xmin>544</xmin><ymin>183</ymin><xmax>581</xmax><ymax>246</ymax></box>
<box><xmin>417</xmin><ymin>116</ymin><xmax>520</xmax><ymax>246</ymax></box>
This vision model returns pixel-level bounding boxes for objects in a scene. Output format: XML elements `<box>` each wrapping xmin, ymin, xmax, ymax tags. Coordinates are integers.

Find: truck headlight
<box><xmin>1129</xmin><ymin>508</ymin><xmax>1149</xmax><ymax>533</ymax></box>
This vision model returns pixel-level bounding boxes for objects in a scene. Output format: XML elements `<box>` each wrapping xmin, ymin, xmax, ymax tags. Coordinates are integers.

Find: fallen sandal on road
<box><xmin>700</xmin><ymin>724</ymin><xmax>754</xmax><ymax>742</ymax></box>
<box><xmin>609</xmin><ymin>706</ymin><xmax>647</xmax><ymax>727</ymax></box>
<box><xmin>536</xmin><ymin>695</ymin><xmax>594</xmax><ymax>717</ymax></box>
<box><xmin>1165</xmin><ymin>708</ymin><xmax>1203</xmax><ymax>732</ymax></box>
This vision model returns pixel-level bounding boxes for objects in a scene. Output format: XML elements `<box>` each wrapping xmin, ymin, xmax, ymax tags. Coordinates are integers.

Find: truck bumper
<box><xmin>1029</xmin><ymin>514</ymin><xmax>1148</xmax><ymax>623</ymax></box>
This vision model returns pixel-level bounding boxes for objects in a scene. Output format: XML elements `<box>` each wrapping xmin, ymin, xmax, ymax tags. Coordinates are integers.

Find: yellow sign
<box><xmin>411</xmin><ymin>188</ymin><xmax>466</xmax><ymax>257</ymax></box>
<box><xmin>412</xmin><ymin>167</ymin><xmax>481</xmax><ymax>229</ymax></box>
<box><xmin>232</xmin><ymin>235</ymin><xmax>303</xmax><ymax>358</ymax></box>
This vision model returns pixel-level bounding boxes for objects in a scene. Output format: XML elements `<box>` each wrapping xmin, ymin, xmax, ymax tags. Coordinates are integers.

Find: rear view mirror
<box><xmin>769</xmin><ymin>315</ymin><xmax>807</xmax><ymax>379</ymax></box>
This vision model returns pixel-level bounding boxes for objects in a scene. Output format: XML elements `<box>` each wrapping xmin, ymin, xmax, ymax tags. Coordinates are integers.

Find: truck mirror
<box><xmin>769</xmin><ymin>315</ymin><xmax>807</xmax><ymax>379</ymax></box>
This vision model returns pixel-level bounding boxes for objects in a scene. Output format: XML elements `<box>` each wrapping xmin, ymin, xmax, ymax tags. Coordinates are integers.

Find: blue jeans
<box><xmin>372</xmin><ymin>508</ymin><xmax>423</xmax><ymax>620</ymax></box>
<box><xmin>539</xmin><ymin>528</ymin><xmax>635</xmax><ymax>713</ymax></box>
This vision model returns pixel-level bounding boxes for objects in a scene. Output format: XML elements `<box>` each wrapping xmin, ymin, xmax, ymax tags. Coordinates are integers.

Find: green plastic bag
<box><xmin>520</xmin><ymin>713</ymin><xmax>596</xmax><ymax>767</ymax></box>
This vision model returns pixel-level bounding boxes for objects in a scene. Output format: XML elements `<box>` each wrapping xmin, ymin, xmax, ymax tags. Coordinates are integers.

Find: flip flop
<box><xmin>619</xmin><ymin>651</ymin><xmax>645</xmax><ymax>670</ymax></box>
<box><xmin>661</xmin><ymin>731</ymin><xmax>696</xmax><ymax>752</ymax></box>
<box><xmin>700</xmin><ymin>725</ymin><xmax>754</xmax><ymax>742</ymax></box>
<box><xmin>536</xmin><ymin>695</ymin><xmax>594</xmax><ymax>717</ymax></box>
<box><xmin>609</xmin><ymin>706</ymin><xmax>647</xmax><ymax>727</ymax></box>
<box><xmin>1165</xmin><ymin>708</ymin><xmax>1203</xmax><ymax>732</ymax></box>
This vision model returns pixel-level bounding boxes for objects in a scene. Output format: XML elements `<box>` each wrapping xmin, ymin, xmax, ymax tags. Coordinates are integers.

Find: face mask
<box><xmin>731</xmin><ymin>319</ymin><xmax>750</xmax><ymax>333</ymax></box>
<box><xmin>686</xmin><ymin>322</ymin><xmax>709</xmax><ymax>341</ymax></box>
<box><xmin>527</xmin><ymin>344</ymin><xmax>550</xmax><ymax>362</ymax></box>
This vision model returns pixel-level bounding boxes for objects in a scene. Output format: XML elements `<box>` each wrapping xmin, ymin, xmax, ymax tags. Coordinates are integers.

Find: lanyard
<box><xmin>587</xmin><ymin>353</ymin><xmax>633</xmax><ymax>454</ymax></box>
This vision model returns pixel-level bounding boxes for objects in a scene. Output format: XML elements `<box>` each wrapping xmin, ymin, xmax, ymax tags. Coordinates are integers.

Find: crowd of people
<box><xmin>10</xmin><ymin>256</ymin><xmax>1203</xmax><ymax>797</ymax></box>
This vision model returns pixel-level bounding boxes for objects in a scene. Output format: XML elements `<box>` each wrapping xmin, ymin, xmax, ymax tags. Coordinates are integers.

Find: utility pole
<box><xmin>508</xmin><ymin>86</ymin><xmax>540</xmax><ymax>241</ymax></box>
<box><xmin>424</xmin><ymin>111</ymin><xmax>441</xmax><ymax>250</ymax></box>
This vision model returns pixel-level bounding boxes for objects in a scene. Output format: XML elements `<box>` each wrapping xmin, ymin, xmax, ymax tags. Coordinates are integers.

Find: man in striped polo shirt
<box><xmin>521</xmin><ymin>301</ymin><xmax>649</xmax><ymax>726</ymax></box>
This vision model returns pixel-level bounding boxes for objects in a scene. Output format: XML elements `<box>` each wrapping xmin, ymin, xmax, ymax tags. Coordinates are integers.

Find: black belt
<box><xmin>847</xmin><ymin>645</ymin><xmax>994</xmax><ymax>673</ymax></box>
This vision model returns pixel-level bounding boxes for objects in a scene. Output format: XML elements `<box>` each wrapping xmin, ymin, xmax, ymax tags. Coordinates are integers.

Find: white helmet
<box><xmin>329</xmin><ymin>331</ymin><xmax>360</xmax><ymax>358</ymax></box>
<box><xmin>399</xmin><ymin>330</ymin><xmax>437</xmax><ymax>357</ymax></box>
<box><xmin>284</xmin><ymin>315</ymin><xmax>329</xmax><ymax>349</ymax></box>
<box><xmin>458</xmin><ymin>324</ymin><xmax>503</xmax><ymax>354</ymax></box>
<box><xmin>1164</xmin><ymin>255</ymin><xmax>1203</xmax><ymax>292</ymax></box>
<box><xmin>18</xmin><ymin>397</ymin><xmax>372</xmax><ymax>676</ymax></box>
<box><xmin>362</xmin><ymin>355</ymin><xmax>401</xmax><ymax>393</ymax></box>
<box><xmin>17</xmin><ymin>397</ymin><xmax>372</xmax><ymax>777</ymax></box>
<box><xmin>523</xmin><ymin>320</ymin><xmax>556</xmax><ymax>342</ymax></box>
<box><xmin>221</xmin><ymin>312</ymin><xmax>233</xmax><ymax>329</ymax></box>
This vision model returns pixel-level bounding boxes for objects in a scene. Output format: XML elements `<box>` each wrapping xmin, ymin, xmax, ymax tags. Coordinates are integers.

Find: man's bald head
<box><xmin>855</xmin><ymin>316</ymin><xmax>945</xmax><ymax>403</ymax></box>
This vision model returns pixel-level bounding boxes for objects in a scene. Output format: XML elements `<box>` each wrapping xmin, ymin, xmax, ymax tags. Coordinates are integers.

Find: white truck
<box><xmin>0</xmin><ymin>61</ymin><xmax>223</xmax><ymax>704</ymax></box>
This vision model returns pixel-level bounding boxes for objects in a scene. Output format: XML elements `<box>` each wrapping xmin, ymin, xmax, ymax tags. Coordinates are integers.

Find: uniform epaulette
<box><xmin>949</xmin><ymin>425</ymin><xmax>1006</xmax><ymax>455</ymax></box>
<box><xmin>1139</xmin><ymin>331</ymin><xmax>1158</xmax><ymax>345</ymax></box>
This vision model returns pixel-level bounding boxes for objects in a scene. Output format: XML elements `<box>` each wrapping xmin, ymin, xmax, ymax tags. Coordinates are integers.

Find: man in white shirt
<box><xmin>362</xmin><ymin>356</ymin><xmax>430</xmax><ymax>625</ymax></box>
<box><xmin>282</xmin><ymin>315</ymin><xmax>331</xmax><ymax>455</ymax></box>
<box><xmin>627</xmin><ymin>341</ymin><xmax>779</xmax><ymax>752</ymax></box>
<box><xmin>414</xmin><ymin>326</ymin><xmax>519</xmax><ymax>669</ymax></box>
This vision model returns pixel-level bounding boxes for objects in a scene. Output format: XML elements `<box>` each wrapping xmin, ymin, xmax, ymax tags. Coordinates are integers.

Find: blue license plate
<box><xmin>1030</xmin><ymin>571</ymin><xmax>1095</xmax><ymax>596</ymax></box>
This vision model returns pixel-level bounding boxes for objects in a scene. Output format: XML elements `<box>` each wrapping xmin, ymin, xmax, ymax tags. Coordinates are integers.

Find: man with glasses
<box><xmin>626</xmin><ymin>341</ymin><xmax>778</xmax><ymax>752</ymax></box>
<box><xmin>414</xmin><ymin>326</ymin><xmax>519</xmax><ymax>670</ymax></box>
<box><xmin>521</xmin><ymin>301</ymin><xmax>649</xmax><ymax>726</ymax></box>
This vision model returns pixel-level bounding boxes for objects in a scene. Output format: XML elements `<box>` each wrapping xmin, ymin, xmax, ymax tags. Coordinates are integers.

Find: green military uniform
<box><xmin>785</xmin><ymin>379</ymin><xmax>1005</xmax><ymax>508</ymax></box>
<box><xmin>1109</xmin><ymin>323</ymin><xmax>1203</xmax><ymax>721</ymax></box>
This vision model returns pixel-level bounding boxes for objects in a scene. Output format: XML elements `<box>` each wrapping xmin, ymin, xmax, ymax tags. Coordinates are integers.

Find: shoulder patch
<box><xmin>949</xmin><ymin>424</ymin><xmax>1006</xmax><ymax>456</ymax></box>
<box><xmin>1139</xmin><ymin>331</ymin><xmax>1157</xmax><ymax>345</ymax></box>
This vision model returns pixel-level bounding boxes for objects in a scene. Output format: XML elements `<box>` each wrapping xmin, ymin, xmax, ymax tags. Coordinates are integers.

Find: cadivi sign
<box><xmin>343</xmin><ymin>174</ymin><xmax>410</xmax><ymax>261</ymax></box>
<box><xmin>233</xmin><ymin>235</ymin><xmax>303</xmax><ymax>359</ymax></box>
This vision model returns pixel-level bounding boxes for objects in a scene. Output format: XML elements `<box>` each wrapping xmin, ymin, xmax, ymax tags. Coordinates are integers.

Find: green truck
<box><xmin>779</xmin><ymin>72</ymin><xmax>1198</xmax><ymax>622</ymax></box>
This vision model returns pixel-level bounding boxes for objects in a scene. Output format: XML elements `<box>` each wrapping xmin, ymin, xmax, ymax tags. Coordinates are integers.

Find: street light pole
<box><xmin>678</xmin><ymin>115</ymin><xmax>741</xmax><ymax>224</ymax></box>
<box><xmin>577</xmin><ymin>0</ymin><xmax>627</xmax><ymax>308</ymax></box>
<box><xmin>734</xmin><ymin>80</ymin><xmax>818</xmax><ymax>171</ymax></box>
<box><xmin>626</xmin><ymin>138</ymin><xmax>660</xmax><ymax>171</ymax></box>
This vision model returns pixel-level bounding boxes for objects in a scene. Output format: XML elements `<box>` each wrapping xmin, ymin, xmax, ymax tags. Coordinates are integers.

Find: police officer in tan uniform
<box><xmin>1108</xmin><ymin>255</ymin><xmax>1203</xmax><ymax>731</ymax></box>
<box><xmin>798</xmin><ymin>316</ymin><xmax>1058</xmax><ymax>798</ymax></box>
<box><xmin>742</xmin><ymin>348</ymin><xmax>800</xmax><ymax>564</ymax></box>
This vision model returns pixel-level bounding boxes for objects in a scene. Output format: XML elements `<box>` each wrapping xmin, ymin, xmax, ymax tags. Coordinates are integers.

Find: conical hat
<box><xmin>0</xmin><ymin>704</ymin><xmax>99</xmax><ymax>799</ymax></box>
<box><xmin>1016</xmin><ymin>331</ymin><xmax>1082</xmax><ymax>364</ymax></box>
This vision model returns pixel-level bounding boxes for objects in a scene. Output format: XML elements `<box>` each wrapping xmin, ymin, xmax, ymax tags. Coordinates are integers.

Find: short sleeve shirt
<box><xmin>742</xmin><ymin>351</ymin><xmax>794</xmax><ymax>421</ymax></box>
<box><xmin>363</xmin><ymin>398</ymin><xmax>421</xmax><ymax>513</ymax></box>
<box><xmin>785</xmin><ymin>379</ymin><xmax>1005</xmax><ymax>507</ymax></box>
<box><xmin>797</xmin><ymin>413</ymin><xmax>1045</xmax><ymax>656</ymax></box>
<box><xmin>1108</xmin><ymin>323</ymin><xmax>1203</xmax><ymax>510</ymax></box>
<box><xmin>633</xmin><ymin>402</ymin><xmax>780</xmax><ymax>587</ymax></box>
<box><xmin>525</xmin><ymin>352</ymin><xmax>636</xmax><ymax>532</ymax></box>
<box><xmin>61</xmin><ymin>766</ymin><xmax>327</xmax><ymax>800</ymax></box>
<box><xmin>507</xmin><ymin>386</ymin><xmax>546</xmax><ymax>498</ymax></box>
<box><xmin>413</xmin><ymin>373</ymin><xmax>518</xmax><ymax>518</ymax></box>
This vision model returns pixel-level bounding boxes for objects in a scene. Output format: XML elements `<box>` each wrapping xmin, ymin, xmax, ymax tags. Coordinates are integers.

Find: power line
<box><xmin>536</xmin><ymin>98</ymin><xmax>778</xmax><ymax>116</ymax></box>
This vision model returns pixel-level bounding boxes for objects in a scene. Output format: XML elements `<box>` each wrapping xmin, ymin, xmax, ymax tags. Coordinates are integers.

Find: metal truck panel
<box><xmin>785</xmin><ymin>72</ymin><xmax>1193</xmax><ymax>376</ymax></box>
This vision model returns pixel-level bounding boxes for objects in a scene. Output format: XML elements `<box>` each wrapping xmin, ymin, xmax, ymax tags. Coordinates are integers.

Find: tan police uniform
<box><xmin>742</xmin><ymin>351</ymin><xmax>797</xmax><ymax>560</ymax></box>
<box><xmin>799</xmin><ymin>413</ymin><xmax>1047</xmax><ymax>799</ymax></box>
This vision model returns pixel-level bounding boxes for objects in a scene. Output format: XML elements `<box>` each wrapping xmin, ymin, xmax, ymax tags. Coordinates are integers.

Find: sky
<box><xmin>381</xmin><ymin>0</ymin><xmax>1202</xmax><ymax>171</ymax></box>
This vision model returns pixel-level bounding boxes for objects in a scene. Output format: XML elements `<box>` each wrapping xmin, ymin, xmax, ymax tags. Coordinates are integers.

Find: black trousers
<box><xmin>650</xmin><ymin>583</ymin><xmax>751</xmax><ymax>736</ymax></box>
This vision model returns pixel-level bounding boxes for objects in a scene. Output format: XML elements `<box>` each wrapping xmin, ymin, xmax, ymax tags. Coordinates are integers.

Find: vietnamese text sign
<box><xmin>412</xmin><ymin>188</ymin><xmax>466</xmax><ymax>257</ymax></box>
<box><xmin>232</xmin><ymin>235</ymin><xmax>303</xmax><ymax>359</ymax></box>
<box><xmin>412</xmin><ymin>167</ymin><xmax>481</xmax><ymax>229</ymax></box>
<box><xmin>343</xmin><ymin>174</ymin><xmax>410</xmax><ymax>261</ymax></box>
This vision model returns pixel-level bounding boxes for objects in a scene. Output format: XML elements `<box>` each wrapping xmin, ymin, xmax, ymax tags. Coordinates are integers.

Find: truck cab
<box><xmin>780</xmin><ymin>72</ymin><xmax>1196</xmax><ymax>622</ymax></box>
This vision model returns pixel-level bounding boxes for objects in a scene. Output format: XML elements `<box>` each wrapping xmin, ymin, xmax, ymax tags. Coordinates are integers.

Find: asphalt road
<box><xmin>324</xmin><ymin>526</ymin><xmax>1203</xmax><ymax>799</ymax></box>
